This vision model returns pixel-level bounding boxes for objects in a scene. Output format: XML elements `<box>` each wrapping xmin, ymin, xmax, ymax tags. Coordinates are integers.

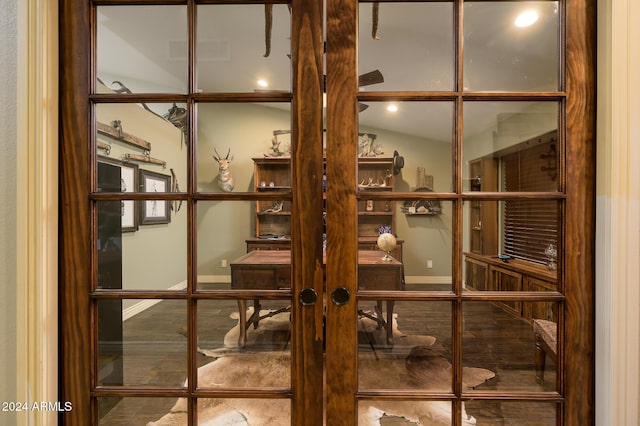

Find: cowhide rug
<box><xmin>148</xmin><ymin>309</ymin><xmax>495</xmax><ymax>426</ymax></box>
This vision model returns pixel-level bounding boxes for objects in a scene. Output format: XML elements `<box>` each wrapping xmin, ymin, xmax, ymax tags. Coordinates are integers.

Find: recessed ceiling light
<box><xmin>257</xmin><ymin>79</ymin><xmax>269</xmax><ymax>88</ymax></box>
<box><xmin>515</xmin><ymin>10</ymin><xmax>539</xmax><ymax>28</ymax></box>
<box><xmin>387</xmin><ymin>104</ymin><xmax>399</xmax><ymax>113</ymax></box>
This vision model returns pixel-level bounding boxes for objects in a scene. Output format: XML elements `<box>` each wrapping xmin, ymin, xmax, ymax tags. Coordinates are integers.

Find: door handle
<box><xmin>331</xmin><ymin>287</ymin><xmax>350</xmax><ymax>306</ymax></box>
<box><xmin>299</xmin><ymin>288</ymin><xmax>318</xmax><ymax>306</ymax></box>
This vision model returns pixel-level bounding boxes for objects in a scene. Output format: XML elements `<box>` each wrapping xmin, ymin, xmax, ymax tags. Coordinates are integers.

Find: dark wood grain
<box><xmin>564</xmin><ymin>0</ymin><xmax>596</xmax><ymax>424</ymax></box>
<box><xmin>290</xmin><ymin>0</ymin><xmax>325</xmax><ymax>424</ymax></box>
<box><xmin>59</xmin><ymin>0</ymin><xmax>92</xmax><ymax>423</ymax></box>
<box><xmin>325</xmin><ymin>0</ymin><xmax>360</xmax><ymax>422</ymax></box>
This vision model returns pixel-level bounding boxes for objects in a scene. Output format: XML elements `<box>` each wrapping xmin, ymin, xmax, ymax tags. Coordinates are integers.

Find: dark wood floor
<box><xmin>98</xmin><ymin>286</ymin><xmax>557</xmax><ymax>425</ymax></box>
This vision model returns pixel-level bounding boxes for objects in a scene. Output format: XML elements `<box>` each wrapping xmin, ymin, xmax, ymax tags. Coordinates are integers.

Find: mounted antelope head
<box><xmin>213</xmin><ymin>148</ymin><xmax>235</xmax><ymax>192</ymax></box>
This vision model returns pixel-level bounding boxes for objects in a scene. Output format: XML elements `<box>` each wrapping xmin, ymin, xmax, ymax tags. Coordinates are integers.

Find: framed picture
<box><xmin>98</xmin><ymin>157</ymin><xmax>139</xmax><ymax>232</ymax></box>
<box><xmin>139</xmin><ymin>169</ymin><xmax>171</xmax><ymax>225</ymax></box>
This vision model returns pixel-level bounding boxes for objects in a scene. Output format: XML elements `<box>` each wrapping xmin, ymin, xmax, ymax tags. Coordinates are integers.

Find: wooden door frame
<box><xmin>59</xmin><ymin>0</ymin><xmax>91</xmax><ymax>422</ymax></box>
<box><xmin>56</xmin><ymin>0</ymin><xmax>595</xmax><ymax>424</ymax></box>
<box><xmin>322</xmin><ymin>0</ymin><xmax>596</xmax><ymax>424</ymax></box>
<box><xmin>325</xmin><ymin>0</ymin><xmax>360</xmax><ymax>422</ymax></box>
<box><xmin>563</xmin><ymin>0</ymin><xmax>596</xmax><ymax>421</ymax></box>
<box><xmin>58</xmin><ymin>0</ymin><xmax>327</xmax><ymax>424</ymax></box>
<box><xmin>290</xmin><ymin>0</ymin><xmax>325</xmax><ymax>423</ymax></box>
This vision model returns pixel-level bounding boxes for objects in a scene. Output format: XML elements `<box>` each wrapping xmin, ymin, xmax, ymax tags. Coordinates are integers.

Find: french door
<box><xmin>59</xmin><ymin>0</ymin><xmax>595</xmax><ymax>425</ymax></box>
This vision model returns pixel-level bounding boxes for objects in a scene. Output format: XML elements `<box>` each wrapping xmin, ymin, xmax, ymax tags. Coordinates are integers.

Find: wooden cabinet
<box><xmin>356</xmin><ymin>157</ymin><xmax>395</xmax><ymax>236</ymax></box>
<box><xmin>523</xmin><ymin>276</ymin><xmax>558</xmax><ymax>323</ymax></box>
<box><xmin>464</xmin><ymin>256</ymin><xmax>489</xmax><ymax>291</ymax></box>
<box><xmin>253</xmin><ymin>157</ymin><xmax>291</xmax><ymax>239</ymax></box>
<box><xmin>464</xmin><ymin>252</ymin><xmax>557</xmax><ymax>322</ymax></box>
<box><xmin>467</xmin><ymin>157</ymin><xmax>498</xmax><ymax>255</ymax></box>
<box><xmin>252</xmin><ymin>156</ymin><xmax>397</xmax><ymax>242</ymax></box>
<box><xmin>490</xmin><ymin>265</ymin><xmax>523</xmax><ymax>317</ymax></box>
<box><xmin>246</xmin><ymin>238</ymin><xmax>291</xmax><ymax>251</ymax></box>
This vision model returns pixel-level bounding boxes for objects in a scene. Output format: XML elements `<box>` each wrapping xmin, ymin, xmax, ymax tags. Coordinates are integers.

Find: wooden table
<box><xmin>230</xmin><ymin>250</ymin><xmax>403</xmax><ymax>348</ymax></box>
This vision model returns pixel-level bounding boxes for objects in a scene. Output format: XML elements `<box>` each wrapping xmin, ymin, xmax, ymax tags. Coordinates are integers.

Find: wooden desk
<box><xmin>230</xmin><ymin>250</ymin><xmax>403</xmax><ymax>348</ymax></box>
<box><xmin>245</xmin><ymin>237</ymin><xmax>404</xmax><ymax>264</ymax></box>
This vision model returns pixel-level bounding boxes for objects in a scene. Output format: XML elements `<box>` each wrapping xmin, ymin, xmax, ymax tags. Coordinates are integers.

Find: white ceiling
<box><xmin>97</xmin><ymin>2</ymin><xmax>559</xmax><ymax>143</ymax></box>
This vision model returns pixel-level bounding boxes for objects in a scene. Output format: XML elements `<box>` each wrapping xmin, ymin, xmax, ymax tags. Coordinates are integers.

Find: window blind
<box><xmin>502</xmin><ymin>140</ymin><xmax>558</xmax><ymax>265</ymax></box>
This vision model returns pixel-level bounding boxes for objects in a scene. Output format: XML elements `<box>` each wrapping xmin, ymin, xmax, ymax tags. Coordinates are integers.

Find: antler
<box><xmin>225</xmin><ymin>148</ymin><xmax>231</xmax><ymax>159</ymax></box>
<box><xmin>213</xmin><ymin>148</ymin><xmax>221</xmax><ymax>162</ymax></box>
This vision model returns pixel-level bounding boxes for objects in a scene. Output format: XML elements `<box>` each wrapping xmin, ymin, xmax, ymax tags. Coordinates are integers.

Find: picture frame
<box><xmin>139</xmin><ymin>169</ymin><xmax>171</xmax><ymax>225</ymax></box>
<box><xmin>98</xmin><ymin>157</ymin><xmax>139</xmax><ymax>232</ymax></box>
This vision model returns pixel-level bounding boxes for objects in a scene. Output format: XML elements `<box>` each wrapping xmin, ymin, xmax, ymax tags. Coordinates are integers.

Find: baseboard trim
<box><xmin>405</xmin><ymin>276</ymin><xmax>451</xmax><ymax>285</ymax></box>
<box><xmin>122</xmin><ymin>280</ymin><xmax>188</xmax><ymax>321</ymax></box>
<box><xmin>198</xmin><ymin>274</ymin><xmax>232</xmax><ymax>284</ymax></box>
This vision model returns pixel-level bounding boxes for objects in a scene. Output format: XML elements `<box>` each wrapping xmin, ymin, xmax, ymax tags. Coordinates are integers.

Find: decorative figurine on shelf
<box><xmin>262</xmin><ymin>201</ymin><xmax>284</xmax><ymax>213</ymax></box>
<box><xmin>544</xmin><ymin>242</ymin><xmax>558</xmax><ymax>271</ymax></box>
<box><xmin>264</xmin><ymin>136</ymin><xmax>289</xmax><ymax>157</ymax></box>
<box><xmin>358</xmin><ymin>133</ymin><xmax>383</xmax><ymax>157</ymax></box>
<box><xmin>265</xmin><ymin>130</ymin><xmax>291</xmax><ymax>157</ymax></box>
<box><xmin>366</xmin><ymin>200</ymin><xmax>374</xmax><ymax>211</ymax></box>
<box><xmin>378</xmin><ymin>225</ymin><xmax>392</xmax><ymax>235</ymax></box>
<box><xmin>384</xmin><ymin>169</ymin><xmax>393</xmax><ymax>186</ymax></box>
<box><xmin>377</xmin><ymin>232</ymin><xmax>397</xmax><ymax>262</ymax></box>
<box><xmin>213</xmin><ymin>148</ymin><xmax>235</xmax><ymax>192</ymax></box>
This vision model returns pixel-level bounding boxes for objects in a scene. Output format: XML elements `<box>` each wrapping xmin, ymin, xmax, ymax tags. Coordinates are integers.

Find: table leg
<box><xmin>237</xmin><ymin>299</ymin><xmax>263</xmax><ymax>349</ymax></box>
<box><xmin>237</xmin><ymin>299</ymin><xmax>247</xmax><ymax>349</ymax></box>
<box><xmin>375</xmin><ymin>301</ymin><xmax>384</xmax><ymax>330</ymax></box>
<box><xmin>251</xmin><ymin>299</ymin><xmax>261</xmax><ymax>329</ymax></box>
<box><xmin>386</xmin><ymin>300</ymin><xmax>395</xmax><ymax>346</ymax></box>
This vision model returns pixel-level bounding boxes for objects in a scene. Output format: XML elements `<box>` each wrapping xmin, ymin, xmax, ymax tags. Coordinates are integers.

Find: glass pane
<box><xmin>463</xmin><ymin>200</ymin><xmax>560</xmax><ymax>291</ymax></box>
<box><xmin>197</xmin><ymin>299</ymin><xmax>291</xmax><ymax>356</ymax></box>
<box><xmin>358</xmin><ymin>102</ymin><xmax>453</xmax><ymax>192</ymax></box>
<box><xmin>96</xmin><ymin>200</ymin><xmax>187</xmax><ymax>290</ymax></box>
<box><xmin>355</xmin><ymin>200</ymin><xmax>452</xmax><ymax>292</ymax></box>
<box><xmin>198</xmin><ymin>399</ymin><xmax>290</xmax><ymax>424</ymax></box>
<box><xmin>462</xmin><ymin>301</ymin><xmax>557</xmax><ymax>392</ymax></box>
<box><xmin>463</xmin><ymin>101</ymin><xmax>559</xmax><ymax>192</ymax></box>
<box><xmin>463</xmin><ymin>1</ymin><xmax>560</xmax><ymax>91</ymax></box>
<box><xmin>464</xmin><ymin>401</ymin><xmax>558</xmax><ymax>425</ymax></box>
<box><xmin>197</xmin><ymin>300</ymin><xmax>291</xmax><ymax>388</ymax></box>
<box><xmin>96</xmin><ymin>103</ymin><xmax>188</xmax><ymax>192</ymax></box>
<box><xmin>357</xmin><ymin>100</ymin><xmax>453</xmax><ymax>293</ymax></box>
<box><xmin>196</xmin><ymin>103</ymin><xmax>291</xmax><ymax>193</ymax></box>
<box><xmin>197</xmin><ymin>200</ymin><xmax>295</xmax><ymax>289</ymax></box>
<box><xmin>99</xmin><ymin>397</ymin><xmax>179</xmax><ymax>425</ymax></box>
<box><xmin>97</xmin><ymin>299</ymin><xmax>187</xmax><ymax>387</ymax></box>
<box><xmin>359</xmin><ymin>2</ymin><xmax>454</xmax><ymax>91</ymax></box>
<box><xmin>96</xmin><ymin>6</ymin><xmax>187</xmax><ymax>93</ymax></box>
<box><xmin>197</xmin><ymin>5</ymin><xmax>291</xmax><ymax>92</ymax></box>
<box><xmin>358</xmin><ymin>400</ymin><xmax>454</xmax><ymax>425</ymax></box>
<box><xmin>358</xmin><ymin>301</ymin><xmax>452</xmax><ymax>391</ymax></box>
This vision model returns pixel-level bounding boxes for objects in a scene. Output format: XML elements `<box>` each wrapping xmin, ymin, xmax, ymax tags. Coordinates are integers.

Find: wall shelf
<box><xmin>253</xmin><ymin>156</ymin><xmax>397</xmax><ymax>241</ymax></box>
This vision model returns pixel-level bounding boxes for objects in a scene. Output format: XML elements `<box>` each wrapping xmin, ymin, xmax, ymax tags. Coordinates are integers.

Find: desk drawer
<box><xmin>358</xmin><ymin>267</ymin><xmax>402</xmax><ymax>291</ymax></box>
<box><xmin>274</xmin><ymin>266</ymin><xmax>291</xmax><ymax>289</ymax></box>
<box><xmin>231</xmin><ymin>267</ymin><xmax>291</xmax><ymax>290</ymax></box>
<box><xmin>232</xmin><ymin>268</ymin><xmax>276</xmax><ymax>290</ymax></box>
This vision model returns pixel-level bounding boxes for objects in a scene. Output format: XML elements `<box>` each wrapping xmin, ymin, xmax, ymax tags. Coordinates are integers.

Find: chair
<box><xmin>533</xmin><ymin>319</ymin><xmax>557</xmax><ymax>384</ymax></box>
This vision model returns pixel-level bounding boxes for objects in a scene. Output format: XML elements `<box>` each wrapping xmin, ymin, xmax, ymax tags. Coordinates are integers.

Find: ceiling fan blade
<box><xmin>359</xmin><ymin>103</ymin><xmax>369</xmax><ymax>112</ymax></box>
<box><xmin>358</xmin><ymin>69</ymin><xmax>384</xmax><ymax>87</ymax></box>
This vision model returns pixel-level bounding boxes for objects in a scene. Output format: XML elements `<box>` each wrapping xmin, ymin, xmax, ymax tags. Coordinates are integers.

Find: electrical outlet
<box><xmin>221</xmin><ymin>259</ymin><xmax>228</xmax><ymax>268</ymax></box>
<box><xmin>427</xmin><ymin>259</ymin><xmax>433</xmax><ymax>269</ymax></box>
